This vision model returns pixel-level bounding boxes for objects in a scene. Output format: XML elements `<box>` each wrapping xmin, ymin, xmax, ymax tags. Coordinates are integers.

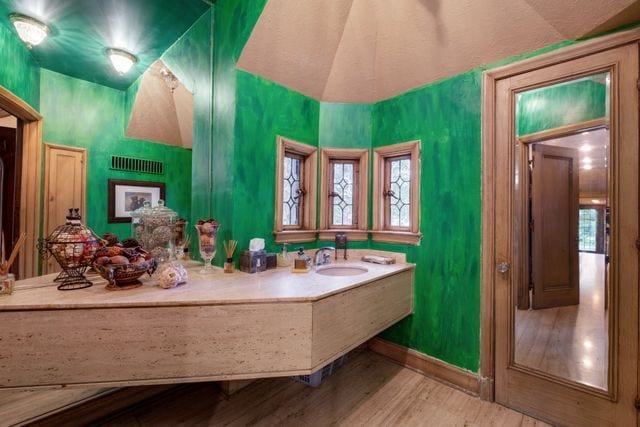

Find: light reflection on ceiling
<box><xmin>0</xmin><ymin>0</ymin><xmax>210</xmax><ymax>89</ymax></box>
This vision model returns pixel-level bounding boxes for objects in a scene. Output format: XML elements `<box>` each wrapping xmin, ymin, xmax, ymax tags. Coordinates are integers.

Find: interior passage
<box><xmin>515</xmin><ymin>253</ymin><xmax>607</xmax><ymax>389</ymax></box>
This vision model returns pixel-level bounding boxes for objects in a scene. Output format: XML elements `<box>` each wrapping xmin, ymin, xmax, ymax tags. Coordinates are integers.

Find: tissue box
<box><xmin>240</xmin><ymin>250</ymin><xmax>267</xmax><ymax>273</ymax></box>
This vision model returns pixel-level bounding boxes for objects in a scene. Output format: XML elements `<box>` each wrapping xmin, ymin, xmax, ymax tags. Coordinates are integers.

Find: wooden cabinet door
<box><xmin>43</xmin><ymin>145</ymin><xmax>87</xmax><ymax>275</ymax></box>
<box><xmin>530</xmin><ymin>145</ymin><xmax>580</xmax><ymax>309</ymax></box>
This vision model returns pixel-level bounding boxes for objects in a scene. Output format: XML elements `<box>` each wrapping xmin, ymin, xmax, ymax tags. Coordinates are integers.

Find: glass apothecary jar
<box><xmin>131</xmin><ymin>201</ymin><xmax>152</xmax><ymax>244</ymax></box>
<box><xmin>139</xmin><ymin>200</ymin><xmax>177</xmax><ymax>263</ymax></box>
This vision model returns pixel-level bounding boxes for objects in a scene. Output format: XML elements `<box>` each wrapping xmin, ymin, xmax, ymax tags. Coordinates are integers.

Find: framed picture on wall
<box><xmin>108</xmin><ymin>179</ymin><xmax>166</xmax><ymax>223</ymax></box>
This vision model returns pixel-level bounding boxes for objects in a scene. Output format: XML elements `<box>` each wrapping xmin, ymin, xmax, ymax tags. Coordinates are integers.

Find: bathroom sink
<box><xmin>316</xmin><ymin>265</ymin><xmax>368</xmax><ymax>276</ymax></box>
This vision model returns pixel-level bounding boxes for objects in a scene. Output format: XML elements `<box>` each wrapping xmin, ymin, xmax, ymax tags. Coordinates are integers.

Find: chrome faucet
<box><xmin>314</xmin><ymin>247</ymin><xmax>335</xmax><ymax>267</ymax></box>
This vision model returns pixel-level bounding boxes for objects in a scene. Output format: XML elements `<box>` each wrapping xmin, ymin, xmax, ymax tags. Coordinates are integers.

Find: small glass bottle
<box><xmin>224</xmin><ymin>257</ymin><xmax>234</xmax><ymax>273</ymax></box>
<box><xmin>0</xmin><ymin>273</ymin><xmax>15</xmax><ymax>295</ymax></box>
<box><xmin>277</xmin><ymin>243</ymin><xmax>291</xmax><ymax>267</ymax></box>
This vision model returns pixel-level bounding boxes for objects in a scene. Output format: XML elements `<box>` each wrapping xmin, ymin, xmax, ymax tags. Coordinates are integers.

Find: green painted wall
<box><xmin>161</xmin><ymin>10</ymin><xmax>213</xmax><ymax>239</ymax></box>
<box><xmin>319</xmin><ymin>103</ymin><xmax>372</xmax><ymax>149</ymax></box>
<box><xmin>517</xmin><ymin>76</ymin><xmax>608</xmax><ymax>136</ymax></box>
<box><xmin>372</xmin><ymin>71</ymin><xmax>483</xmax><ymax>371</ymax></box>
<box><xmin>233</xmin><ymin>71</ymin><xmax>320</xmax><ymax>255</ymax></box>
<box><xmin>0</xmin><ymin>22</ymin><xmax>40</xmax><ymax>109</ymax></box>
<box><xmin>40</xmin><ymin>69</ymin><xmax>192</xmax><ymax>239</ymax></box>
<box><xmin>207</xmin><ymin>0</ymin><xmax>269</xmax><ymax>263</ymax></box>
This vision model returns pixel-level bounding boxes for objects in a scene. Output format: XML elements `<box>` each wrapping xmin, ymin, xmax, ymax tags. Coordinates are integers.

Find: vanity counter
<box><xmin>1</xmin><ymin>260</ymin><xmax>413</xmax><ymax>310</ymax></box>
<box><xmin>1</xmin><ymin>254</ymin><xmax>414</xmax><ymax>390</ymax></box>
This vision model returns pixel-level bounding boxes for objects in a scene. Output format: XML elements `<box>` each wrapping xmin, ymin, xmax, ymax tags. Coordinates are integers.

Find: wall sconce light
<box><xmin>10</xmin><ymin>13</ymin><xmax>50</xmax><ymax>48</ymax></box>
<box><xmin>107</xmin><ymin>48</ymin><xmax>137</xmax><ymax>75</ymax></box>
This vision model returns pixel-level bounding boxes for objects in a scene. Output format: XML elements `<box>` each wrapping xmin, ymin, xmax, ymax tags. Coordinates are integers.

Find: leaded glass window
<box><xmin>385</xmin><ymin>155</ymin><xmax>411</xmax><ymax>229</ymax></box>
<box><xmin>330</xmin><ymin>160</ymin><xmax>357</xmax><ymax>227</ymax></box>
<box><xmin>579</xmin><ymin>208</ymin><xmax>598</xmax><ymax>252</ymax></box>
<box><xmin>282</xmin><ymin>152</ymin><xmax>303</xmax><ymax>227</ymax></box>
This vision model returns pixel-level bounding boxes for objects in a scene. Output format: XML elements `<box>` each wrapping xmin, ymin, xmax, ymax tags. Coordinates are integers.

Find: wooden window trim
<box><xmin>372</xmin><ymin>140</ymin><xmax>421</xmax><ymax>245</ymax></box>
<box><xmin>274</xmin><ymin>136</ymin><xmax>317</xmax><ymax>244</ymax></box>
<box><xmin>319</xmin><ymin>148</ymin><xmax>369</xmax><ymax>241</ymax></box>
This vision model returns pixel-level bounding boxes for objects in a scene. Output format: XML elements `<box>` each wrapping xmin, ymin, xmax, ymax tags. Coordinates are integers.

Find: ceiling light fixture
<box><xmin>107</xmin><ymin>48</ymin><xmax>137</xmax><ymax>75</ymax></box>
<box><xmin>580</xmin><ymin>144</ymin><xmax>591</xmax><ymax>153</ymax></box>
<box><xmin>160</xmin><ymin>67</ymin><xmax>180</xmax><ymax>93</ymax></box>
<box><xmin>583</xmin><ymin>164</ymin><xmax>593</xmax><ymax>170</ymax></box>
<box><xmin>10</xmin><ymin>13</ymin><xmax>49</xmax><ymax>48</ymax></box>
<box><xmin>582</xmin><ymin>157</ymin><xmax>592</xmax><ymax>164</ymax></box>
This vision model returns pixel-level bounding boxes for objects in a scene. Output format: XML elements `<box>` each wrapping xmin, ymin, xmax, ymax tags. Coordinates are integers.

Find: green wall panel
<box><xmin>372</xmin><ymin>71</ymin><xmax>483</xmax><ymax>371</ymax></box>
<box><xmin>319</xmin><ymin>103</ymin><xmax>372</xmax><ymax>149</ymax></box>
<box><xmin>233</xmin><ymin>71</ymin><xmax>320</xmax><ymax>255</ymax></box>
<box><xmin>161</xmin><ymin>10</ymin><xmax>213</xmax><ymax>245</ymax></box>
<box><xmin>0</xmin><ymin>22</ymin><xmax>40</xmax><ymax>109</ymax></box>
<box><xmin>206</xmin><ymin>0</ymin><xmax>269</xmax><ymax>263</ymax></box>
<box><xmin>517</xmin><ymin>77</ymin><xmax>608</xmax><ymax>136</ymax></box>
<box><xmin>40</xmin><ymin>69</ymin><xmax>192</xmax><ymax>239</ymax></box>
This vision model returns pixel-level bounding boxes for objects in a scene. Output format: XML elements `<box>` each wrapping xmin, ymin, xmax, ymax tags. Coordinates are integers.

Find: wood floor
<box><xmin>515</xmin><ymin>252</ymin><xmax>607</xmax><ymax>389</ymax></box>
<box><xmin>98</xmin><ymin>351</ymin><xmax>546</xmax><ymax>427</ymax></box>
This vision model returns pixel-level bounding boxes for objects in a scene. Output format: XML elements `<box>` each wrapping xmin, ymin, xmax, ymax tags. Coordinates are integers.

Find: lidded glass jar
<box><xmin>139</xmin><ymin>200</ymin><xmax>177</xmax><ymax>263</ymax></box>
<box><xmin>131</xmin><ymin>201</ymin><xmax>152</xmax><ymax>244</ymax></box>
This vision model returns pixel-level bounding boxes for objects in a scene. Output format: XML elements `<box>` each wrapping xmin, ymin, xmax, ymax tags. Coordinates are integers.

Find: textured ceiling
<box><xmin>0</xmin><ymin>0</ymin><xmax>209</xmax><ymax>90</ymax></box>
<box><xmin>238</xmin><ymin>0</ymin><xmax>640</xmax><ymax>103</ymax></box>
<box><xmin>126</xmin><ymin>60</ymin><xmax>193</xmax><ymax>148</ymax></box>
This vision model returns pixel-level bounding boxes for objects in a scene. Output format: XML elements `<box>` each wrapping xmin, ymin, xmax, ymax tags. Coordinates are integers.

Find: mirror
<box><xmin>513</xmin><ymin>72</ymin><xmax>610</xmax><ymax>390</ymax></box>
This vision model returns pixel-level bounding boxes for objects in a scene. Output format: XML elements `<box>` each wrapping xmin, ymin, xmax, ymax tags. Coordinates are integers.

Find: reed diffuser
<box><xmin>223</xmin><ymin>240</ymin><xmax>238</xmax><ymax>273</ymax></box>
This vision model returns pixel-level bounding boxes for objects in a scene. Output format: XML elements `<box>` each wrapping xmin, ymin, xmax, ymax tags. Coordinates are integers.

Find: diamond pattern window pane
<box><xmin>331</xmin><ymin>162</ymin><xmax>355</xmax><ymax>226</ymax></box>
<box><xmin>388</xmin><ymin>157</ymin><xmax>411</xmax><ymax>228</ymax></box>
<box><xmin>283</xmin><ymin>154</ymin><xmax>302</xmax><ymax>226</ymax></box>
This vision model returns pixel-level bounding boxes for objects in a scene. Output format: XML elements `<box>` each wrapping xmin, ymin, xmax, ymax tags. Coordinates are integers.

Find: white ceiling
<box><xmin>238</xmin><ymin>0</ymin><xmax>640</xmax><ymax>103</ymax></box>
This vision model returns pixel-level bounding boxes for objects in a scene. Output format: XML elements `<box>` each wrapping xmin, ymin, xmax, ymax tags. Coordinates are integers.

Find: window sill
<box><xmin>318</xmin><ymin>229</ymin><xmax>369</xmax><ymax>241</ymax></box>
<box><xmin>370</xmin><ymin>231</ymin><xmax>422</xmax><ymax>245</ymax></box>
<box><xmin>274</xmin><ymin>230</ymin><xmax>317</xmax><ymax>244</ymax></box>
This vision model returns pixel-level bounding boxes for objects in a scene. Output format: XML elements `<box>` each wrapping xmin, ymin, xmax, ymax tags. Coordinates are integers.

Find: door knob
<box><xmin>497</xmin><ymin>262</ymin><xmax>511</xmax><ymax>274</ymax></box>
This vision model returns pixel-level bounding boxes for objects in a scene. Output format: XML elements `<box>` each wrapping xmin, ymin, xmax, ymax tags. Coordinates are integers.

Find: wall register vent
<box><xmin>111</xmin><ymin>155</ymin><xmax>164</xmax><ymax>175</ymax></box>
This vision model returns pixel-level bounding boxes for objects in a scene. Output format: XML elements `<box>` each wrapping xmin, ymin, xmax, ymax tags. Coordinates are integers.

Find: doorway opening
<box><xmin>0</xmin><ymin>108</ymin><xmax>23</xmax><ymax>276</ymax></box>
<box><xmin>515</xmin><ymin>122</ymin><xmax>610</xmax><ymax>390</ymax></box>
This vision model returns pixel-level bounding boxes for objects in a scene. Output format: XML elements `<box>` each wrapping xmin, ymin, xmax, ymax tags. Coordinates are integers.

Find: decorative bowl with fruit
<box><xmin>93</xmin><ymin>245</ymin><xmax>157</xmax><ymax>290</ymax></box>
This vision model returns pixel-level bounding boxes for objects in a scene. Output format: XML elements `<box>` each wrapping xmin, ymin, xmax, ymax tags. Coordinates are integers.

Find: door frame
<box><xmin>42</xmin><ymin>144</ymin><xmax>88</xmax><ymax>275</ymax></box>
<box><xmin>0</xmin><ymin>86</ymin><xmax>43</xmax><ymax>279</ymax></box>
<box><xmin>480</xmin><ymin>27</ymin><xmax>640</xmax><ymax>402</ymax></box>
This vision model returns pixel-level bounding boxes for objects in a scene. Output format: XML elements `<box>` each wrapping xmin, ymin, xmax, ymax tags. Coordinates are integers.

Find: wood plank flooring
<box><xmin>99</xmin><ymin>351</ymin><xmax>547</xmax><ymax>426</ymax></box>
<box><xmin>515</xmin><ymin>253</ymin><xmax>607</xmax><ymax>389</ymax></box>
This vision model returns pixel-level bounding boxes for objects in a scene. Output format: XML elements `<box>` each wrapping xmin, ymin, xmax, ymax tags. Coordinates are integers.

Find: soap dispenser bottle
<box><xmin>277</xmin><ymin>243</ymin><xmax>292</xmax><ymax>267</ymax></box>
<box><xmin>292</xmin><ymin>247</ymin><xmax>311</xmax><ymax>273</ymax></box>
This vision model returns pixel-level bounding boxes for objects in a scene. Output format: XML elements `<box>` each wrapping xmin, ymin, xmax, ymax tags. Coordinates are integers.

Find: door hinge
<box><xmin>634</xmin><ymin>397</ymin><xmax>640</xmax><ymax>410</ymax></box>
<box><xmin>529</xmin><ymin>219</ymin><xmax>534</xmax><ymax>232</ymax></box>
<box><xmin>635</xmin><ymin>239</ymin><xmax>640</xmax><ymax>251</ymax></box>
<box><xmin>637</xmin><ymin>77</ymin><xmax>640</xmax><ymax>91</ymax></box>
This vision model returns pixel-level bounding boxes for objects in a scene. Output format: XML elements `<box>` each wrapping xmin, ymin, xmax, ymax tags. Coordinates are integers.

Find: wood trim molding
<box><xmin>0</xmin><ymin>85</ymin><xmax>41</xmax><ymax>121</ymax></box>
<box><xmin>318</xmin><ymin>229</ymin><xmax>368</xmax><ymax>241</ymax></box>
<box><xmin>274</xmin><ymin>136</ymin><xmax>318</xmax><ymax>243</ymax></box>
<box><xmin>518</xmin><ymin>117</ymin><xmax>609</xmax><ymax>144</ymax></box>
<box><xmin>368</xmin><ymin>337</ymin><xmax>480</xmax><ymax>396</ymax></box>
<box><xmin>319</xmin><ymin>148</ymin><xmax>369</xmax><ymax>233</ymax></box>
<box><xmin>369</xmin><ymin>231</ymin><xmax>421</xmax><ymax>245</ymax></box>
<box><xmin>372</xmin><ymin>140</ymin><xmax>421</xmax><ymax>243</ymax></box>
<box><xmin>17</xmin><ymin>115</ymin><xmax>42</xmax><ymax>279</ymax></box>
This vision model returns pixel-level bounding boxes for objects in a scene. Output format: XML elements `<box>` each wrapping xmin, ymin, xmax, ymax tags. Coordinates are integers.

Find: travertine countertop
<box><xmin>0</xmin><ymin>252</ymin><xmax>414</xmax><ymax>310</ymax></box>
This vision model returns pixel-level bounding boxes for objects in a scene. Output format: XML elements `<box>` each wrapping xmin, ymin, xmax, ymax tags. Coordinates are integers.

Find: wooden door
<box><xmin>0</xmin><ymin>125</ymin><xmax>22</xmax><ymax>270</ymax></box>
<box><xmin>43</xmin><ymin>144</ymin><xmax>87</xmax><ymax>274</ymax></box>
<box><xmin>491</xmin><ymin>43</ymin><xmax>638</xmax><ymax>425</ymax></box>
<box><xmin>530</xmin><ymin>145</ymin><xmax>579</xmax><ymax>309</ymax></box>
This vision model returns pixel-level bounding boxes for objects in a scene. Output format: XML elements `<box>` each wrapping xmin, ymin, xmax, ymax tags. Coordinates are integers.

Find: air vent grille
<box><xmin>111</xmin><ymin>156</ymin><xmax>164</xmax><ymax>175</ymax></box>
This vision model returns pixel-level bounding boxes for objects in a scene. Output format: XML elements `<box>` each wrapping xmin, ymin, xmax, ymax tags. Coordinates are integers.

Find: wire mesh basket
<box><xmin>39</xmin><ymin>208</ymin><xmax>103</xmax><ymax>290</ymax></box>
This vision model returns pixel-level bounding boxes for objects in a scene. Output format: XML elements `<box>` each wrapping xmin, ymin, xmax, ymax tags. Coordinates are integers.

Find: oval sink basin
<box><xmin>316</xmin><ymin>265</ymin><xmax>368</xmax><ymax>276</ymax></box>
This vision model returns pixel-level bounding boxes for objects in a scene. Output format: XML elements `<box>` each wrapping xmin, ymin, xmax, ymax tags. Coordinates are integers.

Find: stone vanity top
<box><xmin>0</xmin><ymin>254</ymin><xmax>414</xmax><ymax>310</ymax></box>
